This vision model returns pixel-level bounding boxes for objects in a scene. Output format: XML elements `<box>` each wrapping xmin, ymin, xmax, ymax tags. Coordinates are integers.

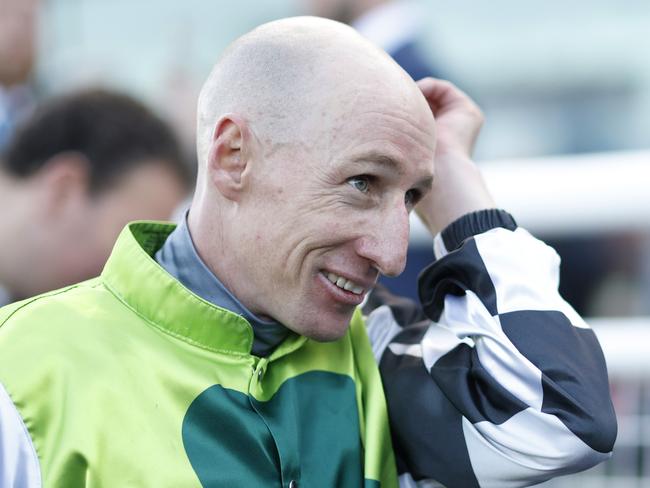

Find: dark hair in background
<box><xmin>1</xmin><ymin>88</ymin><xmax>191</xmax><ymax>193</ymax></box>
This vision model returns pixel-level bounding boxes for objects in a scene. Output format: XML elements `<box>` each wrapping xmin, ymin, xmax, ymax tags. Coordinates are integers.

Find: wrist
<box><xmin>416</xmin><ymin>154</ymin><xmax>496</xmax><ymax>235</ymax></box>
<box><xmin>433</xmin><ymin>208</ymin><xmax>517</xmax><ymax>259</ymax></box>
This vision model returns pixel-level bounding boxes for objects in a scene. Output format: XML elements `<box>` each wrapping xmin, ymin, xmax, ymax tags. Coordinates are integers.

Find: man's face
<box><xmin>1</xmin><ymin>158</ymin><xmax>186</xmax><ymax>300</ymax></box>
<box><xmin>237</xmin><ymin>90</ymin><xmax>435</xmax><ymax>341</ymax></box>
<box><xmin>45</xmin><ymin>162</ymin><xmax>186</xmax><ymax>295</ymax></box>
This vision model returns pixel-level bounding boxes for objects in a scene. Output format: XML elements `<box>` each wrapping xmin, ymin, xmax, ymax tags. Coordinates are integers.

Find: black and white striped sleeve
<box><xmin>363</xmin><ymin>209</ymin><xmax>617</xmax><ymax>488</ymax></box>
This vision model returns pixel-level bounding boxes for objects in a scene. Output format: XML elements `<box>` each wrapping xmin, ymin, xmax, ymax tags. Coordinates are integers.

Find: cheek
<box><xmin>94</xmin><ymin>203</ymin><xmax>136</xmax><ymax>247</ymax></box>
<box><xmin>242</xmin><ymin>181</ymin><xmax>367</xmax><ymax>272</ymax></box>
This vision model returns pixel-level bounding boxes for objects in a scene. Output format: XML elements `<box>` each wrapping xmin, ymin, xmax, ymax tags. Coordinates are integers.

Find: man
<box><xmin>0</xmin><ymin>17</ymin><xmax>616</xmax><ymax>487</ymax></box>
<box><xmin>0</xmin><ymin>89</ymin><xmax>190</xmax><ymax>306</ymax></box>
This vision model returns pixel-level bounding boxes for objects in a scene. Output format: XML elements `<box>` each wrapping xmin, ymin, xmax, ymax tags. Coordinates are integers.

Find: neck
<box><xmin>189</xmin><ymin>192</ymin><xmax>270</xmax><ymax>320</ymax></box>
<box><xmin>187</xmin><ymin>202</ymin><xmax>239</xmax><ymax>301</ymax></box>
<box><xmin>157</xmin><ymin>211</ymin><xmax>289</xmax><ymax>356</ymax></box>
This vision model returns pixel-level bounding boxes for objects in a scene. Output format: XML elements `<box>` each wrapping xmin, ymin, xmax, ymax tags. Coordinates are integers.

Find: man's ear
<box><xmin>207</xmin><ymin>115</ymin><xmax>253</xmax><ymax>201</ymax></box>
<box><xmin>35</xmin><ymin>152</ymin><xmax>90</xmax><ymax>218</ymax></box>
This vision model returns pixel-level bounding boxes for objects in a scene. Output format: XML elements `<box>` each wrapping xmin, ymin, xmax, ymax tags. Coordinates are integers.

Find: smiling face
<box><xmin>191</xmin><ymin>17</ymin><xmax>436</xmax><ymax>341</ymax></box>
<box><xmin>230</xmin><ymin>89</ymin><xmax>435</xmax><ymax>340</ymax></box>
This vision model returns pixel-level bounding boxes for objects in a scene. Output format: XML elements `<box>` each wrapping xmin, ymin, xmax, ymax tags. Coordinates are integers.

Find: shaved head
<box><xmin>190</xmin><ymin>16</ymin><xmax>436</xmax><ymax>341</ymax></box>
<box><xmin>196</xmin><ymin>16</ymin><xmax>424</xmax><ymax>173</ymax></box>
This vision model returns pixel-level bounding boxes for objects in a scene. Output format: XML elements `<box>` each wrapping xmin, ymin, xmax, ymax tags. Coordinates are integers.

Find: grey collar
<box><xmin>154</xmin><ymin>213</ymin><xmax>289</xmax><ymax>357</ymax></box>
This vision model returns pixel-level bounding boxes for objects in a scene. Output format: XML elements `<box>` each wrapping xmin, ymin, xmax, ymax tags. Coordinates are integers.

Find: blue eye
<box><xmin>348</xmin><ymin>176</ymin><xmax>370</xmax><ymax>193</ymax></box>
<box><xmin>405</xmin><ymin>189</ymin><xmax>420</xmax><ymax>208</ymax></box>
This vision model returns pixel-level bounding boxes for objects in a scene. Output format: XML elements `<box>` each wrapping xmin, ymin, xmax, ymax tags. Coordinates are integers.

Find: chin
<box><xmin>280</xmin><ymin>290</ymin><xmax>358</xmax><ymax>341</ymax></box>
<box><xmin>296</xmin><ymin>315</ymin><xmax>353</xmax><ymax>342</ymax></box>
<box><xmin>303</xmin><ymin>328</ymin><xmax>349</xmax><ymax>342</ymax></box>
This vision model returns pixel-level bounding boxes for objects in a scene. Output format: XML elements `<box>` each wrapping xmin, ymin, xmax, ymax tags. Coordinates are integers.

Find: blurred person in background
<box><xmin>0</xmin><ymin>0</ymin><xmax>39</xmax><ymax>151</ymax></box>
<box><xmin>0</xmin><ymin>89</ymin><xmax>190</xmax><ymax>306</ymax></box>
<box><xmin>303</xmin><ymin>0</ymin><xmax>440</xmax><ymax>81</ymax></box>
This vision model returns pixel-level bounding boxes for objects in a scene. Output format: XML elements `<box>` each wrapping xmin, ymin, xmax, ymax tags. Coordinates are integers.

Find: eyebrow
<box><xmin>351</xmin><ymin>151</ymin><xmax>434</xmax><ymax>190</ymax></box>
<box><xmin>351</xmin><ymin>151</ymin><xmax>402</xmax><ymax>171</ymax></box>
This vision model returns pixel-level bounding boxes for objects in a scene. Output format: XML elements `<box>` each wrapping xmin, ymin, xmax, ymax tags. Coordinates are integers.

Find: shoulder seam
<box><xmin>0</xmin><ymin>281</ymin><xmax>96</xmax><ymax>329</ymax></box>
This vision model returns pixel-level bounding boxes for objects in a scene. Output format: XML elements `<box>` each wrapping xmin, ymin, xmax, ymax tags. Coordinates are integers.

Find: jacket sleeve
<box><xmin>363</xmin><ymin>209</ymin><xmax>617</xmax><ymax>488</ymax></box>
<box><xmin>0</xmin><ymin>381</ymin><xmax>42</xmax><ymax>488</ymax></box>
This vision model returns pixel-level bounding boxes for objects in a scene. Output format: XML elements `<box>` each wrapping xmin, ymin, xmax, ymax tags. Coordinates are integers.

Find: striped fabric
<box><xmin>364</xmin><ymin>210</ymin><xmax>617</xmax><ymax>488</ymax></box>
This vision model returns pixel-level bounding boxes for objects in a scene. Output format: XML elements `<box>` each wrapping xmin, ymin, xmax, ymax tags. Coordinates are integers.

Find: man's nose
<box><xmin>356</xmin><ymin>206</ymin><xmax>410</xmax><ymax>277</ymax></box>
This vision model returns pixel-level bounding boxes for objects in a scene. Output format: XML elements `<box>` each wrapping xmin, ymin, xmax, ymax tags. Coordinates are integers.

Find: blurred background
<box><xmin>2</xmin><ymin>0</ymin><xmax>649</xmax><ymax>485</ymax></box>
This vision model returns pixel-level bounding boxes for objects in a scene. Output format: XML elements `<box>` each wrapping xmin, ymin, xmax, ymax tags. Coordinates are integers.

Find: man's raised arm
<box><xmin>363</xmin><ymin>78</ymin><xmax>617</xmax><ymax>487</ymax></box>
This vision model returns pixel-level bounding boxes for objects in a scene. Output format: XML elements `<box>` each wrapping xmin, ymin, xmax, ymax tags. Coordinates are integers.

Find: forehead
<box><xmin>326</xmin><ymin>93</ymin><xmax>436</xmax><ymax>178</ymax></box>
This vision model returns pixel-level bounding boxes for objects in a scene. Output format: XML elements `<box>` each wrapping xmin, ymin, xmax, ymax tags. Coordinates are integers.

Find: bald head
<box><xmin>190</xmin><ymin>16</ymin><xmax>436</xmax><ymax>340</ymax></box>
<box><xmin>196</xmin><ymin>16</ymin><xmax>423</xmax><ymax>171</ymax></box>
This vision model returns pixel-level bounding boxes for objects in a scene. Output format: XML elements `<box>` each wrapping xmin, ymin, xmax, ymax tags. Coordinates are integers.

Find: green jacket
<box><xmin>0</xmin><ymin>222</ymin><xmax>397</xmax><ymax>487</ymax></box>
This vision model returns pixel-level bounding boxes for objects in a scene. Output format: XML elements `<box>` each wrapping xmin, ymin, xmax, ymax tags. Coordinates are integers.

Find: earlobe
<box><xmin>208</xmin><ymin>115</ymin><xmax>251</xmax><ymax>201</ymax></box>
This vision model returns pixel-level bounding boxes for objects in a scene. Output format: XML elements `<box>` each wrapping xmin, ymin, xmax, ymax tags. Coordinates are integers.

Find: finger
<box><xmin>416</xmin><ymin>78</ymin><xmax>468</xmax><ymax>104</ymax></box>
<box><xmin>416</xmin><ymin>78</ymin><xmax>478</xmax><ymax>114</ymax></box>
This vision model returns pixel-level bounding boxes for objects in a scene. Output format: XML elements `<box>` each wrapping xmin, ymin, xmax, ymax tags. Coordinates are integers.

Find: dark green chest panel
<box><xmin>182</xmin><ymin>371</ymin><xmax>366</xmax><ymax>487</ymax></box>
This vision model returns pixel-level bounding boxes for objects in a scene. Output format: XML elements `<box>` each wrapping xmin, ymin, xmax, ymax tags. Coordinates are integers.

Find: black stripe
<box><xmin>499</xmin><ymin>310</ymin><xmax>617</xmax><ymax>453</ymax></box>
<box><xmin>364</xmin><ymin>283</ymin><xmax>427</xmax><ymax>327</ymax></box>
<box><xmin>418</xmin><ymin>238</ymin><xmax>498</xmax><ymax>321</ymax></box>
<box><xmin>441</xmin><ymin>209</ymin><xmax>517</xmax><ymax>253</ymax></box>
<box><xmin>386</xmin><ymin>321</ymin><xmax>430</xmax><ymax>346</ymax></box>
<box><xmin>380</xmin><ymin>350</ymin><xmax>480</xmax><ymax>488</ymax></box>
<box><xmin>430</xmin><ymin>343</ymin><xmax>528</xmax><ymax>425</ymax></box>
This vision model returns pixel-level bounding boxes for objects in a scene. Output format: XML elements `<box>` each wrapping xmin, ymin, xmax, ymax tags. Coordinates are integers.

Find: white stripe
<box><xmin>432</xmin><ymin>232</ymin><xmax>449</xmax><ymax>260</ymax></box>
<box><xmin>420</xmin><ymin>321</ymin><xmax>466</xmax><ymax>370</ymax></box>
<box><xmin>463</xmin><ymin>412</ymin><xmax>610</xmax><ymax>487</ymax></box>
<box><xmin>475</xmin><ymin>228</ymin><xmax>588</xmax><ymax>329</ymax></box>
<box><xmin>0</xmin><ymin>381</ymin><xmax>41</xmax><ymax>488</ymax></box>
<box><xmin>436</xmin><ymin>291</ymin><xmax>544</xmax><ymax>410</ymax></box>
<box><xmin>388</xmin><ymin>342</ymin><xmax>423</xmax><ymax>358</ymax></box>
<box><xmin>365</xmin><ymin>305</ymin><xmax>404</xmax><ymax>362</ymax></box>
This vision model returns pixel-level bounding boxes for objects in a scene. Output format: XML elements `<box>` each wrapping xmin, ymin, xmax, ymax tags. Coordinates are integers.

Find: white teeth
<box><xmin>325</xmin><ymin>272</ymin><xmax>364</xmax><ymax>295</ymax></box>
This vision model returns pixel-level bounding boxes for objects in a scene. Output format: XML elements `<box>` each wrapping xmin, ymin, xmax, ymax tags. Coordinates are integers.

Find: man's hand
<box><xmin>415</xmin><ymin>78</ymin><xmax>496</xmax><ymax>236</ymax></box>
